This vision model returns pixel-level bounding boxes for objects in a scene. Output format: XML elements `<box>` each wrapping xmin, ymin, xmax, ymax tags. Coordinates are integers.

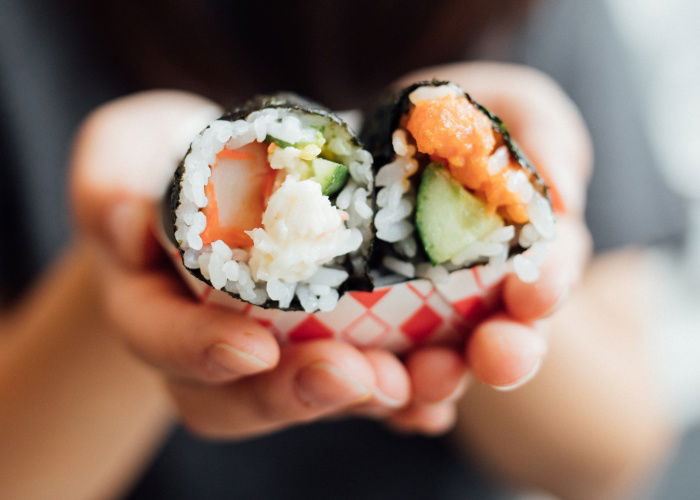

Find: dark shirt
<box><xmin>0</xmin><ymin>0</ymin><xmax>686</xmax><ymax>498</ymax></box>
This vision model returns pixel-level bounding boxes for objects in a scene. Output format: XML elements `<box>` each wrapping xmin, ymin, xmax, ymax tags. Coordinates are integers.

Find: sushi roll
<box><xmin>164</xmin><ymin>94</ymin><xmax>374</xmax><ymax>312</ymax></box>
<box><xmin>362</xmin><ymin>81</ymin><xmax>555</xmax><ymax>285</ymax></box>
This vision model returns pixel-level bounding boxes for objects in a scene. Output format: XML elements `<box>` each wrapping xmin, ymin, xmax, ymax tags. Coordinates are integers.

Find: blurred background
<box><xmin>604</xmin><ymin>0</ymin><xmax>700</xmax><ymax>497</ymax></box>
<box><xmin>1</xmin><ymin>0</ymin><xmax>700</xmax><ymax>498</ymax></box>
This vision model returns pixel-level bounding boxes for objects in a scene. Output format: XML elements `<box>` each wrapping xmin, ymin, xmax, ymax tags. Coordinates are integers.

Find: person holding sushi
<box><xmin>0</xmin><ymin>0</ymin><xmax>676</xmax><ymax>499</ymax></box>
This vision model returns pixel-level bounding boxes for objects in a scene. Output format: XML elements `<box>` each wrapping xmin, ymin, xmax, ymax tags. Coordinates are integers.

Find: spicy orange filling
<box><xmin>406</xmin><ymin>94</ymin><xmax>529</xmax><ymax>223</ymax></box>
<box><xmin>200</xmin><ymin>144</ymin><xmax>276</xmax><ymax>248</ymax></box>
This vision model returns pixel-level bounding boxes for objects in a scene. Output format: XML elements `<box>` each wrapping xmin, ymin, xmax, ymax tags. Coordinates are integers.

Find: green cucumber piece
<box><xmin>266</xmin><ymin>135</ymin><xmax>294</xmax><ymax>148</ymax></box>
<box><xmin>268</xmin><ymin>130</ymin><xmax>326</xmax><ymax>150</ymax></box>
<box><xmin>311</xmin><ymin>158</ymin><xmax>349</xmax><ymax>196</ymax></box>
<box><xmin>416</xmin><ymin>163</ymin><xmax>502</xmax><ymax>265</ymax></box>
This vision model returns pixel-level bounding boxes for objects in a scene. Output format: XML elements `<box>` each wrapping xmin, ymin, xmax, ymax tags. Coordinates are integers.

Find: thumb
<box><xmin>104</xmin><ymin>197</ymin><xmax>157</xmax><ymax>267</ymax></box>
<box><xmin>70</xmin><ymin>90</ymin><xmax>221</xmax><ymax>266</ymax></box>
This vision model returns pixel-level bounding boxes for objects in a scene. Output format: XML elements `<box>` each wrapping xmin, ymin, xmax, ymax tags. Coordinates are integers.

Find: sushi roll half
<box><xmin>362</xmin><ymin>81</ymin><xmax>555</xmax><ymax>285</ymax></box>
<box><xmin>165</xmin><ymin>94</ymin><xmax>374</xmax><ymax>312</ymax></box>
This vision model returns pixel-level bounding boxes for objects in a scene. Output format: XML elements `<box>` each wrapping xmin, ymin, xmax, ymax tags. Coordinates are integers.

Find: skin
<box><xmin>456</xmin><ymin>249</ymin><xmax>675</xmax><ymax>499</ymax></box>
<box><xmin>387</xmin><ymin>61</ymin><xmax>592</xmax><ymax>428</ymax></box>
<box><xmin>0</xmin><ymin>62</ymin><xmax>671</xmax><ymax>499</ymax></box>
<box><xmin>0</xmin><ymin>247</ymin><xmax>171</xmax><ymax>500</ymax></box>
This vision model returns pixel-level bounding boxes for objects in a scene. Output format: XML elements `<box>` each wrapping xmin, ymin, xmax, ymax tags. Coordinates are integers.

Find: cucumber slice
<box><xmin>416</xmin><ymin>163</ymin><xmax>502</xmax><ymax>264</ymax></box>
<box><xmin>312</xmin><ymin>158</ymin><xmax>349</xmax><ymax>196</ymax></box>
<box><xmin>267</xmin><ymin>130</ymin><xmax>326</xmax><ymax>149</ymax></box>
<box><xmin>266</xmin><ymin>135</ymin><xmax>294</xmax><ymax>148</ymax></box>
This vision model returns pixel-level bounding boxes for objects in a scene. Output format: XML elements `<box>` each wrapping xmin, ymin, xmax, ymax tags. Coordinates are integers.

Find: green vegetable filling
<box><xmin>416</xmin><ymin>163</ymin><xmax>502</xmax><ymax>264</ymax></box>
<box><xmin>266</xmin><ymin>130</ymin><xmax>350</xmax><ymax>196</ymax></box>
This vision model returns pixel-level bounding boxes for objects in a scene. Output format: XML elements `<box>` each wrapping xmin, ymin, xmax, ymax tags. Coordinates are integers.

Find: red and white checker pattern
<box><xmin>162</xmin><ymin>234</ymin><xmax>506</xmax><ymax>352</ymax></box>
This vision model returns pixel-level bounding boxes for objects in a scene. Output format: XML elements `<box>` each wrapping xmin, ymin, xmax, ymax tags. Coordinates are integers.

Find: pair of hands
<box><xmin>71</xmin><ymin>62</ymin><xmax>592</xmax><ymax>438</ymax></box>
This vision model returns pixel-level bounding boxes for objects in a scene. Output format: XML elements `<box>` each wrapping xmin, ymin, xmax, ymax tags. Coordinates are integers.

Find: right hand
<box><xmin>70</xmin><ymin>91</ymin><xmax>466</xmax><ymax>437</ymax></box>
<box><xmin>392</xmin><ymin>62</ymin><xmax>593</xmax><ymax>392</ymax></box>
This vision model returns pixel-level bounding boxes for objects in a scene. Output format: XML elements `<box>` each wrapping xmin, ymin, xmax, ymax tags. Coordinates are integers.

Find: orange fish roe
<box><xmin>406</xmin><ymin>94</ymin><xmax>529</xmax><ymax>223</ymax></box>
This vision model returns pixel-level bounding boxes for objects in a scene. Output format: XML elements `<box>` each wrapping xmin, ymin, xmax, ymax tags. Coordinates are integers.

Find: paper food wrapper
<box><xmin>160</xmin><ymin>231</ymin><xmax>506</xmax><ymax>352</ymax></box>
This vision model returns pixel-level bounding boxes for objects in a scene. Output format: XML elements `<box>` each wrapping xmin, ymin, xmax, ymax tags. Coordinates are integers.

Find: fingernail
<box><xmin>440</xmin><ymin>374</ymin><xmax>472</xmax><ymax>403</ymax></box>
<box><xmin>208</xmin><ymin>342</ymin><xmax>270</xmax><ymax>376</ymax></box>
<box><xmin>373</xmin><ymin>388</ymin><xmax>405</xmax><ymax>408</ymax></box>
<box><xmin>544</xmin><ymin>284</ymin><xmax>570</xmax><ymax>317</ymax></box>
<box><xmin>491</xmin><ymin>358</ymin><xmax>542</xmax><ymax>392</ymax></box>
<box><xmin>295</xmin><ymin>361</ymin><xmax>371</xmax><ymax>408</ymax></box>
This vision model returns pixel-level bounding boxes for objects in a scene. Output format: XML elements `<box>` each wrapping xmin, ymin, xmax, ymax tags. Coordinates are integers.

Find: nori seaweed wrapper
<box><xmin>361</xmin><ymin>80</ymin><xmax>550</xmax><ymax>281</ymax></box>
<box><xmin>163</xmin><ymin>93</ymin><xmax>374</xmax><ymax>310</ymax></box>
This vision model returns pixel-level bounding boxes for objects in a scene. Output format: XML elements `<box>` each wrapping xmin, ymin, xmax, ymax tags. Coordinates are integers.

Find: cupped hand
<box><xmin>70</xmin><ymin>90</ymin><xmax>460</xmax><ymax>438</ymax></box>
<box><xmin>384</xmin><ymin>62</ymin><xmax>593</xmax><ymax>432</ymax></box>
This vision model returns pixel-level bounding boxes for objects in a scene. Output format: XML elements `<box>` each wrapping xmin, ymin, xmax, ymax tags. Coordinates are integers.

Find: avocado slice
<box><xmin>312</xmin><ymin>158</ymin><xmax>349</xmax><ymax>196</ymax></box>
<box><xmin>416</xmin><ymin>163</ymin><xmax>502</xmax><ymax>264</ymax></box>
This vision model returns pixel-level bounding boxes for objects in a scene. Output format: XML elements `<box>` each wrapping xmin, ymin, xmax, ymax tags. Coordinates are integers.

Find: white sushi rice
<box><xmin>174</xmin><ymin>108</ymin><xmax>373</xmax><ymax>311</ymax></box>
<box><xmin>415</xmin><ymin>262</ymin><xmax>449</xmax><ymax>284</ymax></box>
<box><xmin>373</xmin><ymin>85</ymin><xmax>556</xmax><ymax>285</ymax></box>
<box><xmin>382</xmin><ymin>256</ymin><xmax>416</xmax><ymax>279</ymax></box>
<box><xmin>247</xmin><ymin>177</ymin><xmax>362</xmax><ymax>283</ymax></box>
<box><xmin>408</xmin><ymin>83</ymin><xmax>462</xmax><ymax>104</ymax></box>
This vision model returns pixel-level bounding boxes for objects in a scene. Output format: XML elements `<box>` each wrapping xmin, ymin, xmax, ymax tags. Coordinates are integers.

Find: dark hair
<box><xmin>78</xmin><ymin>0</ymin><xmax>530</xmax><ymax>108</ymax></box>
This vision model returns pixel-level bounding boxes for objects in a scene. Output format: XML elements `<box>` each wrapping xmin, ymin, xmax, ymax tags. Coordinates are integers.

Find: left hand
<box><xmin>69</xmin><ymin>90</ymin><xmax>467</xmax><ymax>438</ymax></box>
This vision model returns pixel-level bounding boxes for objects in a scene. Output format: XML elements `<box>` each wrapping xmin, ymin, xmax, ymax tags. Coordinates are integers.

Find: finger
<box><xmin>388</xmin><ymin>403</ymin><xmax>457</xmax><ymax>436</ymax></box>
<box><xmin>467</xmin><ymin>316</ymin><xmax>546</xmax><ymax>389</ymax></box>
<box><xmin>351</xmin><ymin>349</ymin><xmax>411</xmax><ymax>417</ymax></box>
<box><xmin>97</xmin><ymin>250</ymin><xmax>279</xmax><ymax>383</ymax></box>
<box><xmin>398</xmin><ymin>61</ymin><xmax>592</xmax><ymax>214</ymax></box>
<box><xmin>406</xmin><ymin>346</ymin><xmax>469</xmax><ymax>404</ymax></box>
<box><xmin>169</xmin><ymin>340</ymin><xmax>376</xmax><ymax>438</ymax></box>
<box><xmin>504</xmin><ymin>215</ymin><xmax>592</xmax><ymax>322</ymax></box>
<box><xmin>71</xmin><ymin>90</ymin><xmax>221</xmax><ymax>266</ymax></box>
<box><xmin>101</xmin><ymin>197</ymin><xmax>160</xmax><ymax>268</ymax></box>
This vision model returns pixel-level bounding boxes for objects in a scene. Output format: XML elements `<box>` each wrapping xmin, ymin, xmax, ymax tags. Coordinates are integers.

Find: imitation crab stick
<box><xmin>200</xmin><ymin>143</ymin><xmax>276</xmax><ymax>248</ymax></box>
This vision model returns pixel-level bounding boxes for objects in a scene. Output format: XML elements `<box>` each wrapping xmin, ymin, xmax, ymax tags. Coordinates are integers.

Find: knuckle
<box><xmin>250</xmin><ymin>389</ymin><xmax>287</xmax><ymax>423</ymax></box>
<box><xmin>178</xmin><ymin>412</ymin><xmax>225</xmax><ymax>439</ymax></box>
<box><xmin>248</xmin><ymin>377</ymin><xmax>308</xmax><ymax>425</ymax></box>
<box><xmin>170</xmin><ymin>394</ymin><xmax>230</xmax><ymax>439</ymax></box>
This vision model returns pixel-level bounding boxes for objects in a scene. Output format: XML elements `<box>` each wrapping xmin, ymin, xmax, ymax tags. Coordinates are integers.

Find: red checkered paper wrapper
<box><xmin>160</xmin><ymin>229</ymin><xmax>506</xmax><ymax>352</ymax></box>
